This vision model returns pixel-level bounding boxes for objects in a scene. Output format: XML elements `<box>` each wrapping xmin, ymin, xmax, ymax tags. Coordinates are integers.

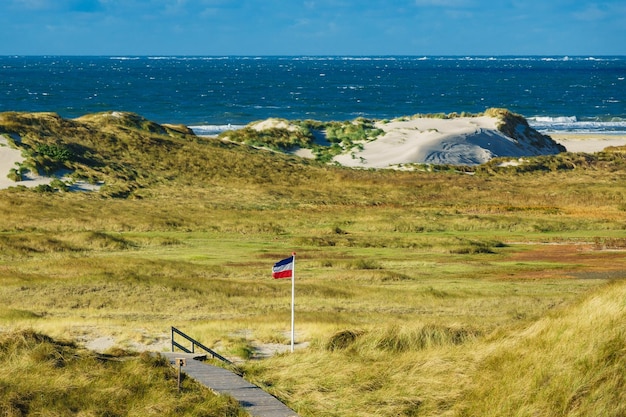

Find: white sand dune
<box><xmin>0</xmin><ymin>135</ymin><xmax>25</xmax><ymax>189</ymax></box>
<box><xmin>250</xmin><ymin>116</ymin><xmax>626</xmax><ymax>166</ymax></box>
<box><xmin>0</xmin><ymin>135</ymin><xmax>56</xmax><ymax>189</ymax></box>
<box><xmin>333</xmin><ymin>116</ymin><xmax>565</xmax><ymax>168</ymax></box>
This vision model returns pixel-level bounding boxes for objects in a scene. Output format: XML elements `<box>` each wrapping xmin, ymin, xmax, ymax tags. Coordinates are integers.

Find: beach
<box><xmin>548</xmin><ymin>133</ymin><xmax>626</xmax><ymax>153</ymax></box>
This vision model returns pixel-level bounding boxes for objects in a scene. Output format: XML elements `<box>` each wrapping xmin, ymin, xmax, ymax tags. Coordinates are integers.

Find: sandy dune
<box><xmin>333</xmin><ymin>116</ymin><xmax>563</xmax><ymax>168</ymax></box>
<box><xmin>2</xmin><ymin>120</ymin><xmax>625</xmax><ymax>189</ymax></box>
<box><xmin>0</xmin><ymin>135</ymin><xmax>101</xmax><ymax>191</ymax></box>
<box><xmin>0</xmin><ymin>135</ymin><xmax>56</xmax><ymax>189</ymax></box>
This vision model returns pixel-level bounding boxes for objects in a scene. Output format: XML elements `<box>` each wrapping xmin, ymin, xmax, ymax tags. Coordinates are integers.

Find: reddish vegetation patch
<box><xmin>508</xmin><ymin>244</ymin><xmax>626</xmax><ymax>280</ymax></box>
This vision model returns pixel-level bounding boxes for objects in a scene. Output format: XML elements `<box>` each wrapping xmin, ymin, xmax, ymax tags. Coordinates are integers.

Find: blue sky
<box><xmin>1</xmin><ymin>0</ymin><xmax>624</xmax><ymax>56</ymax></box>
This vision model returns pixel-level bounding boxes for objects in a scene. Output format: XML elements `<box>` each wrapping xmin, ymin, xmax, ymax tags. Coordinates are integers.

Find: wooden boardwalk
<box><xmin>161</xmin><ymin>352</ymin><xmax>300</xmax><ymax>417</ymax></box>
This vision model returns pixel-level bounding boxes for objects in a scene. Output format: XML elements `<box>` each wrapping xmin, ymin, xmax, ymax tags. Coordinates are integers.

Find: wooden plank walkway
<box><xmin>161</xmin><ymin>352</ymin><xmax>300</xmax><ymax>417</ymax></box>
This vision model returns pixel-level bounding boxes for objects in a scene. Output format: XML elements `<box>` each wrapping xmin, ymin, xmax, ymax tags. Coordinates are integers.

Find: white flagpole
<box><xmin>290</xmin><ymin>252</ymin><xmax>296</xmax><ymax>353</ymax></box>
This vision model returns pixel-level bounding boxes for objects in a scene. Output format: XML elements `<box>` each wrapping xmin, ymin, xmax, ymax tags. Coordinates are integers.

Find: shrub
<box><xmin>326</xmin><ymin>329</ymin><xmax>364</xmax><ymax>351</ymax></box>
<box><xmin>36</xmin><ymin>143</ymin><xmax>72</xmax><ymax>162</ymax></box>
<box><xmin>49</xmin><ymin>179</ymin><xmax>69</xmax><ymax>192</ymax></box>
<box><xmin>220</xmin><ymin>126</ymin><xmax>313</xmax><ymax>151</ymax></box>
<box><xmin>33</xmin><ymin>184</ymin><xmax>55</xmax><ymax>193</ymax></box>
<box><xmin>372</xmin><ymin>324</ymin><xmax>481</xmax><ymax>352</ymax></box>
<box><xmin>7</xmin><ymin>168</ymin><xmax>22</xmax><ymax>182</ymax></box>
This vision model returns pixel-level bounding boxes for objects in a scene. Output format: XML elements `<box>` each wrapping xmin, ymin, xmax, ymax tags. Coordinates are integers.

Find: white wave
<box><xmin>528</xmin><ymin>116</ymin><xmax>626</xmax><ymax>134</ymax></box>
<box><xmin>190</xmin><ymin>124</ymin><xmax>245</xmax><ymax>136</ymax></box>
<box><xmin>529</xmin><ymin>116</ymin><xmax>578</xmax><ymax>124</ymax></box>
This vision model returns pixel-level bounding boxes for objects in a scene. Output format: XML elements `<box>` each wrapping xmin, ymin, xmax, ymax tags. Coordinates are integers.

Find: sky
<box><xmin>1</xmin><ymin>0</ymin><xmax>624</xmax><ymax>56</ymax></box>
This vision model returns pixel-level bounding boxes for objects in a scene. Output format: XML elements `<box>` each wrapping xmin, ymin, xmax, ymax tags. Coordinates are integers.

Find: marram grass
<box><xmin>455</xmin><ymin>279</ymin><xmax>626</xmax><ymax>417</ymax></box>
<box><xmin>242</xmin><ymin>281</ymin><xmax>626</xmax><ymax>417</ymax></box>
<box><xmin>0</xmin><ymin>111</ymin><xmax>625</xmax><ymax>416</ymax></box>
<box><xmin>0</xmin><ymin>330</ymin><xmax>247</xmax><ymax>417</ymax></box>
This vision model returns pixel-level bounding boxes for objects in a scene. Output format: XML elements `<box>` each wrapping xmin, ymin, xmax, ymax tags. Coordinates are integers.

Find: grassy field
<box><xmin>0</xmin><ymin>111</ymin><xmax>625</xmax><ymax>416</ymax></box>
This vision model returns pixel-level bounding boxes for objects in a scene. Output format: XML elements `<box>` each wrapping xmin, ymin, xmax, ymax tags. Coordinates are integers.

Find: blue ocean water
<box><xmin>1</xmin><ymin>56</ymin><xmax>625</xmax><ymax>135</ymax></box>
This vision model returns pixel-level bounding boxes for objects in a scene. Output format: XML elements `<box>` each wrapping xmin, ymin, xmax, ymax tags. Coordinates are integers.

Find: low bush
<box><xmin>326</xmin><ymin>329</ymin><xmax>364</xmax><ymax>351</ymax></box>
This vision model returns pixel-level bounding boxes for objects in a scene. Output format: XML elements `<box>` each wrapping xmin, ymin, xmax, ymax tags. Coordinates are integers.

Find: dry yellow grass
<box><xmin>0</xmin><ymin>111</ymin><xmax>625</xmax><ymax>416</ymax></box>
<box><xmin>455</xmin><ymin>280</ymin><xmax>626</xmax><ymax>417</ymax></box>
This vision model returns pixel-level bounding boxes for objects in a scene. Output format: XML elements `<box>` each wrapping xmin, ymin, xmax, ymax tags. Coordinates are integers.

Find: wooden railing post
<box><xmin>171</xmin><ymin>326</ymin><xmax>232</xmax><ymax>365</ymax></box>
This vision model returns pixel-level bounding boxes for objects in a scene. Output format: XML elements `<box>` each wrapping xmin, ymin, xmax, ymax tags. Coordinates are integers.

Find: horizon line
<box><xmin>1</xmin><ymin>54</ymin><xmax>625</xmax><ymax>58</ymax></box>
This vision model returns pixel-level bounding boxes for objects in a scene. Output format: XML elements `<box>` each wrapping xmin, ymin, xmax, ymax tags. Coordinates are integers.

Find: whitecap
<box><xmin>190</xmin><ymin>124</ymin><xmax>245</xmax><ymax>136</ymax></box>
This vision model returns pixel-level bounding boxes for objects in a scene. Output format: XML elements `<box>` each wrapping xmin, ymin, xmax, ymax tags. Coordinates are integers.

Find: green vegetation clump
<box><xmin>220</xmin><ymin>125</ymin><xmax>313</xmax><ymax>150</ymax></box>
<box><xmin>220</xmin><ymin>117</ymin><xmax>384</xmax><ymax>163</ymax></box>
<box><xmin>33</xmin><ymin>143</ymin><xmax>74</xmax><ymax>174</ymax></box>
<box><xmin>318</xmin><ymin>118</ymin><xmax>384</xmax><ymax>162</ymax></box>
<box><xmin>36</xmin><ymin>143</ymin><xmax>73</xmax><ymax>162</ymax></box>
<box><xmin>323</xmin><ymin>118</ymin><xmax>383</xmax><ymax>144</ymax></box>
<box><xmin>7</xmin><ymin>167</ymin><xmax>24</xmax><ymax>181</ymax></box>
<box><xmin>402</xmin><ymin>111</ymin><xmax>480</xmax><ymax>120</ymax></box>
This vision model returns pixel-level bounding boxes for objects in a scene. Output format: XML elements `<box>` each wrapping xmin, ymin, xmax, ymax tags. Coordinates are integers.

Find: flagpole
<box><xmin>290</xmin><ymin>252</ymin><xmax>296</xmax><ymax>353</ymax></box>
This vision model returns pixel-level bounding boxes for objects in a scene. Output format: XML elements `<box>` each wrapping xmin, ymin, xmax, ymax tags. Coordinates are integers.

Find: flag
<box><xmin>272</xmin><ymin>253</ymin><xmax>297</xmax><ymax>352</ymax></box>
<box><xmin>272</xmin><ymin>256</ymin><xmax>294</xmax><ymax>279</ymax></box>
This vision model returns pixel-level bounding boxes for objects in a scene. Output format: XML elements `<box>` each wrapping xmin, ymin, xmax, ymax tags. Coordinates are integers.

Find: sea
<box><xmin>1</xmin><ymin>56</ymin><xmax>625</xmax><ymax>136</ymax></box>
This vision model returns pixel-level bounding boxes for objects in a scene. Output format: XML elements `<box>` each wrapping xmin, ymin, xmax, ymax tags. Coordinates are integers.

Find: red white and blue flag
<box><xmin>272</xmin><ymin>255</ymin><xmax>294</xmax><ymax>279</ymax></box>
<box><xmin>272</xmin><ymin>253</ymin><xmax>297</xmax><ymax>352</ymax></box>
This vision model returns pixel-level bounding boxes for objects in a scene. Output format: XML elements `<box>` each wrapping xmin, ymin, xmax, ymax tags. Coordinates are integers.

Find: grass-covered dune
<box><xmin>0</xmin><ymin>111</ymin><xmax>625</xmax><ymax>416</ymax></box>
<box><xmin>218</xmin><ymin>108</ymin><xmax>567</xmax><ymax>166</ymax></box>
<box><xmin>0</xmin><ymin>330</ymin><xmax>246</xmax><ymax>417</ymax></box>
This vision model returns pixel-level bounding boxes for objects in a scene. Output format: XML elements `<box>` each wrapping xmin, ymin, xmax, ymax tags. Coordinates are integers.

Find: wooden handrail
<box><xmin>171</xmin><ymin>326</ymin><xmax>232</xmax><ymax>365</ymax></box>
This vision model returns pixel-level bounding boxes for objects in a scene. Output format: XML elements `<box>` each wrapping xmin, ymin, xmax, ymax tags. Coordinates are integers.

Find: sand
<box><xmin>333</xmin><ymin>116</ymin><xmax>562</xmax><ymax>168</ymax></box>
<box><xmin>330</xmin><ymin>118</ymin><xmax>626</xmax><ymax>168</ymax></box>
<box><xmin>281</xmin><ymin>117</ymin><xmax>625</xmax><ymax>165</ymax></box>
<box><xmin>0</xmin><ymin>135</ymin><xmax>56</xmax><ymax>189</ymax></box>
<box><xmin>548</xmin><ymin>133</ymin><xmax>626</xmax><ymax>153</ymax></box>
<box><xmin>80</xmin><ymin>328</ymin><xmax>308</xmax><ymax>360</ymax></box>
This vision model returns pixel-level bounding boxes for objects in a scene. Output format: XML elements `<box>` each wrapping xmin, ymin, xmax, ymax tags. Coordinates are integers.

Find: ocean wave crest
<box><xmin>528</xmin><ymin>116</ymin><xmax>626</xmax><ymax>134</ymax></box>
<box><xmin>190</xmin><ymin>124</ymin><xmax>245</xmax><ymax>136</ymax></box>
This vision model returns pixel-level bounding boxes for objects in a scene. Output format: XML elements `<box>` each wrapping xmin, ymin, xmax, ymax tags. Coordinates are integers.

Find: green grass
<box><xmin>0</xmin><ymin>111</ymin><xmax>625</xmax><ymax>416</ymax></box>
<box><xmin>220</xmin><ymin>117</ymin><xmax>386</xmax><ymax>162</ymax></box>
